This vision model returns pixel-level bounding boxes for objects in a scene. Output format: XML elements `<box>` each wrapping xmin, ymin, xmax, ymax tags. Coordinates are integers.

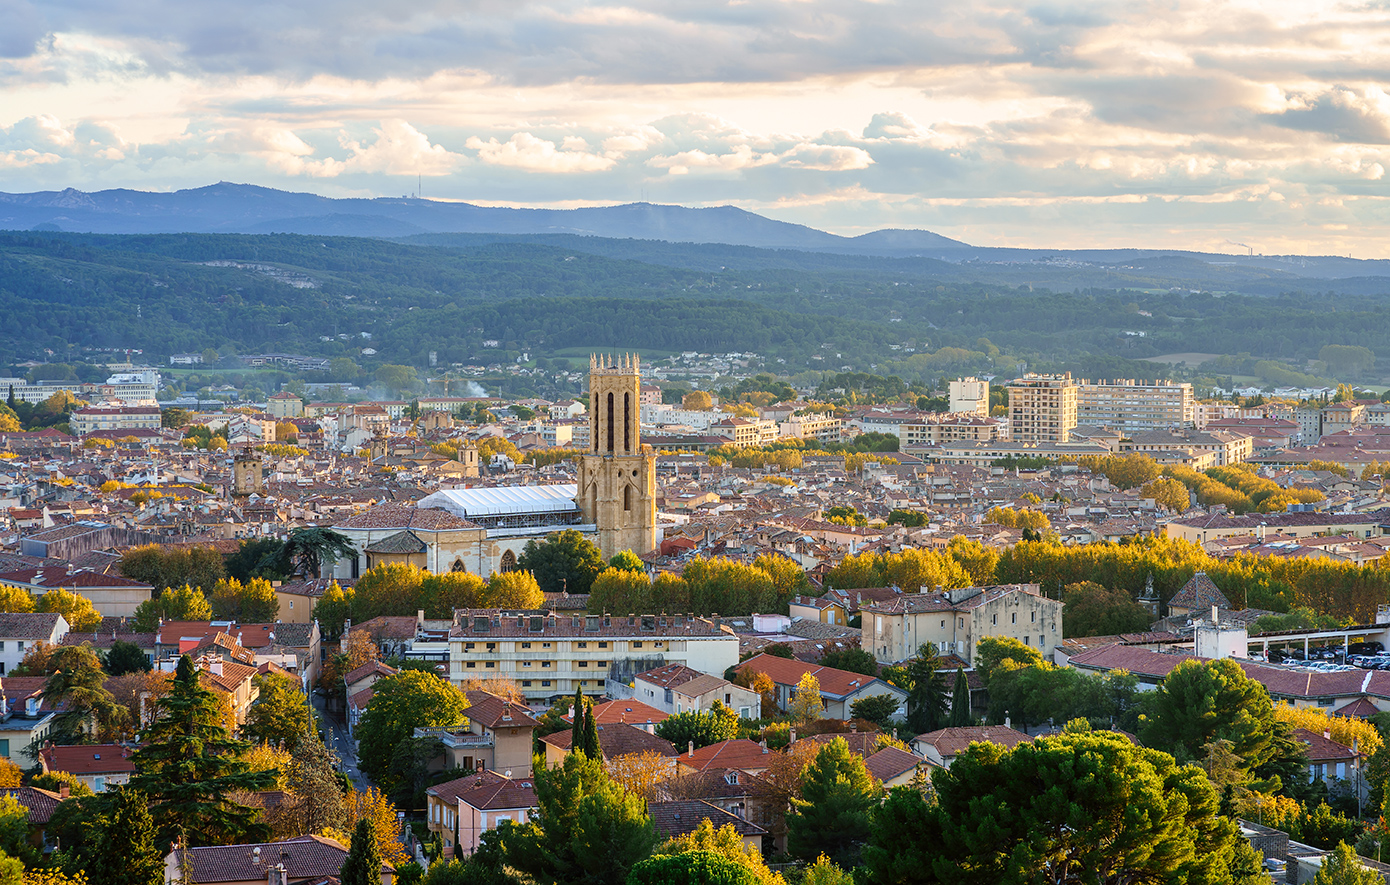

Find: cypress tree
<box><xmin>129</xmin><ymin>655</ymin><xmax>274</xmax><ymax>846</ymax></box>
<box><xmin>949</xmin><ymin>669</ymin><xmax>972</xmax><ymax>727</ymax></box>
<box><xmin>338</xmin><ymin>818</ymin><xmax>382</xmax><ymax>885</ymax></box>
<box><xmin>582</xmin><ymin>698</ymin><xmax>601</xmax><ymax>759</ymax></box>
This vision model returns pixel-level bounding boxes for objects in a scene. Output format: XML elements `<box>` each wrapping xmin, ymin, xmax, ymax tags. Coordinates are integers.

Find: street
<box><xmin>311</xmin><ymin>689</ymin><xmax>371</xmax><ymax>792</ymax></box>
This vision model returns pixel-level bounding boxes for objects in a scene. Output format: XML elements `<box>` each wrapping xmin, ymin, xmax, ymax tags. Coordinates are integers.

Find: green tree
<box><xmin>889</xmin><ymin>644</ymin><xmax>947</xmax><ymax>735</ymax></box>
<box><xmin>0</xmin><ymin>795</ymin><xmax>35</xmax><ymax>869</ymax></box>
<box><xmin>974</xmin><ymin>637</ymin><xmax>1043</xmax><ymax>686</ymax></box>
<box><xmin>1313</xmin><ymin>842</ymin><xmax>1381</xmax><ymax>885</ymax></box>
<box><xmin>627</xmin><ymin>851</ymin><xmax>759</xmax><ymax>885</ymax></box>
<box><xmin>657</xmin><ymin>818</ymin><xmax>783</xmax><ymax>885</ymax></box>
<box><xmin>210</xmin><ymin>576</ymin><xmax>281</xmax><ymax>622</ymax></box>
<box><xmin>682</xmin><ymin>558</ymin><xmax>778</xmax><ymax>617</ymax></box>
<box><xmin>570</xmin><ymin>686</ymin><xmax>587</xmax><ymax>753</ymax></box>
<box><xmin>105</xmin><ymin>639</ymin><xmax>151</xmax><ymax>676</ymax></box>
<box><xmin>161</xmin><ymin>407</ymin><xmax>192</xmax><ymax>429</ymax></box>
<box><xmin>582</xmin><ymin>699</ymin><xmax>600</xmax><ymax>759</ymax></box>
<box><xmin>1062</xmin><ymin>581</ymin><xmax>1154</xmax><ymax>638</ymax></box>
<box><xmin>518</xmin><ymin>529</ymin><xmax>606</xmax><ymax>595</ymax></box>
<box><xmin>339</xmin><ymin>818</ymin><xmax>385</xmax><ymax>885</ymax></box>
<box><xmin>850</xmin><ymin>695</ymin><xmax>900</xmax><ymax>730</ymax></box>
<box><xmin>129</xmin><ymin>655</ymin><xmax>275</xmax><ymax>846</ymax></box>
<box><xmin>355</xmin><ymin>671</ymin><xmax>470</xmax><ymax>785</ymax></box>
<box><xmin>41</xmin><ymin>644</ymin><xmax>127</xmax><ymax>744</ymax></box>
<box><xmin>787</xmin><ymin>737</ymin><xmax>881</xmax><ymax>867</ymax></box>
<box><xmin>588</xmin><ymin>567</ymin><xmax>652</xmax><ymax>616</ymax></box>
<box><xmin>863</xmin><ymin>731</ymin><xmax>1260</xmax><ymax>885</ymax></box>
<box><xmin>375</xmin><ymin>364</ymin><xmax>419</xmax><ymax>395</ymax></box>
<box><xmin>817</xmin><ymin>648</ymin><xmax>878</xmax><ymax>677</ymax></box>
<box><xmin>132</xmin><ymin>583</ymin><xmax>213</xmax><ymax>632</ymax></box>
<box><xmin>655</xmin><ymin>704</ymin><xmax>739</xmax><ymax>751</ymax></box>
<box><xmin>609</xmin><ymin>550</ymin><xmax>645</xmax><ymax>573</ymax></box>
<box><xmin>1139</xmin><ymin>658</ymin><xmax>1277</xmax><ymax>773</ymax></box>
<box><xmin>507</xmin><ymin>751</ymin><xmax>658</xmax><ymax>885</ymax></box>
<box><xmin>313</xmin><ymin>581</ymin><xmax>352</xmax><ymax>640</ymax></box>
<box><xmin>87</xmin><ymin>786</ymin><xmax>163</xmax><ymax>885</ymax></box>
<box><xmin>279</xmin><ymin>527</ymin><xmax>356</xmax><ymax>578</ymax></box>
<box><xmin>283</xmin><ymin>732</ymin><xmax>347</xmax><ymax>836</ymax></box>
<box><xmin>948</xmin><ymin>668</ymin><xmax>971</xmax><ymax>727</ymax></box>
<box><xmin>751</xmin><ymin>554</ymin><xmax>810</xmax><ymax>603</ymax></box>
<box><xmin>242</xmin><ymin>672</ymin><xmax>315</xmax><ymax>751</ymax></box>
<box><xmin>225</xmin><ymin>537</ymin><xmax>289</xmax><ymax>582</ymax></box>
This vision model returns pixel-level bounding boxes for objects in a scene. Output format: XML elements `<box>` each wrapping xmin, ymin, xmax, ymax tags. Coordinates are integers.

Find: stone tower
<box><xmin>579</xmin><ymin>353</ymin><xmax>657</xmax><ymax>558</ymax></box>
<box><xmin>232</xmin><ymin>453</ymin><xmax>265</xmax><ymax>497</ymax></box>
<box><xmin>460</xmin><ymin>442</ymin><xmax>480</xmax><ymax>478</ymax></box>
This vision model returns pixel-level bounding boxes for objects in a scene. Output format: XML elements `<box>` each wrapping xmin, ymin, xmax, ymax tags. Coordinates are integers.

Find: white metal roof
<box><xmin>418</xmin><ymin>485</ymin><xmax>580</xmax><ymax>518</ymax></box>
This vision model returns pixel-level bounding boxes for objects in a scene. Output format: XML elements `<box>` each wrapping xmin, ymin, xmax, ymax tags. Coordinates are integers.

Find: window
<box><xmin>466</xmin><ymin>662</ymin><xmax>476</xmax><ymax>669</ymax></box>
<box><xmin>522</xmin><ymin>661</ymin><xmax>531</xmax><ymax>668</ymax></box>
<box><xmin>991</xmin><ymin>615</ymin><xmax>997</xmax><ymax>625</ymax></box>
<box><xmin>578</xmin><ymin>661</ymin><xmax>588</xmax><ymax>668</ymax></box>
<box><xmin>542</xmin><ymin>662</ymin><xmax>551</xmax><ymax>668</ymax></box>
<box><xmin>543</xmin><ymin>642</ymin><xmax>552</xmax><ymax>649</ymax></box>
<box><xmin>93</xmin><ymin>777</ymin><xmax>105</xmax><ymax>792</ymax></box>
<box><xmin>1039</xmin><ymin>635</ymin><xmax>1044</xmax><ymax>647</ymax></box>
<box><xmin>522</xmin><ymin>680</ymin><xmax>532</xmax><ymax>687</ymax></box>
<box><xmin>1023</xmin><ymin>636</ymin><xmax>1031</xmax><ymax>646</ymax></box>
<box><xmin>465</xmin><ymin>642</ymin><xmax>475</xmax><ymax>651</ymax></box>
<box><xmin>940</xmin><ymin>620</ymin><xmax>945</xmax><ymax>628</ymax></box>
<box><xmin>541</xmin><ymin>680</ymin><xmax>551</xmax><ymax>687</ymax></box>
<box><xmin>522</xmin><ymin>642</ymin><xmax>532</xmax><ymax>649</ymax></box>
<box><xmin>633</xmin><ymin>642</ymin><xmax>643</xmax><ymax>649</ymax></box>
<box><xmin>578</xmin><ymin>642</ymin><xmax>588</xmax><ymax>649</ymax></box>
<box><xmin>0</xmin><ymin>739</ymin><xmax>9</xmax><ymax>757</ymax></box>
<box><xmin>654</xmin><ymin>642</ymin><xmax>663</xmax><ymax>649</ymax></box>
<box><xmin>599</xmin><ymin>642</ymin><xmax>608</xmax><ymax>649</ymax></box>
<box><xmin>485</xmin><ymin>662</ymin><xmax>495</xmax><ymax>669</ymax></box>
<box><xmin>1031</xmin><ymin>612</ymin><xmax>1036</xmax><ymax>623</ymax></box>
<box><xmin>1011</xmin><ymin>613</ymin><xmax>1016</xmax><ymax>624</ymax></box>
<box><xmin>957</xmin><ymin>618</ymin><xmax>964</xmax><ymax>628</ymax></box>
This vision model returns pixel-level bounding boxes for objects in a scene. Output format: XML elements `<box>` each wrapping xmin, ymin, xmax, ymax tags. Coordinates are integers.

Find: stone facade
<box><xmin>578</xmin><ymin>354</ymin><xmax>657</xmax><ymax>558</ymax></box>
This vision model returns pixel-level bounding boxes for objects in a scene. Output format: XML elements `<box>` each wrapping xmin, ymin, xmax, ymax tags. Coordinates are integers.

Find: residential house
<box><xmin>864</xmin><ymin>745</ymin><xmax>933</xmax><ymax>788</ymax></box>
<box><xmin>0</xmin><ymin>677</ymin><xmax>54</xmax><ymax>763</ymax></box>
<box><xmin>538</xmin><ymin>723</ymin><xmax>678</xmax><ymax>770</ymax></box>
<box><xmin>426</xmin><ymin>770</ymin><xmax>538</xmax><ymax>859</ymax></box>
<box><xmin>735</xmin><ymin>653</ymin><xmax>907</xmax><ymax>721</ymax></box>
<box><xmin>674</xmin><ymin>739</ymin><xmax>777</xmax><ymax>776</ymax></box>
<box><xmin>648</xmin><ymin>800</ymin><xmax>768</xmax><ymax>853</ymax></box>
<box><xmin>910</xmin><ymin>726</ymin><xmax>1034</xmax><ymax>768</ymax></box>
<box><xmin>630</xmin><ymin>663</ymin><xmax>762</xmax><ymax>719</ymax></box>
<box><xmin>860</xmin><ymin>583</ymin><xmax>1064</xmax><ymax>666</ymax></box>
<box><xmin>416</xmin><ymin>689</ymin><xmax>539</xmax><ymax>778</ymax></box>
<box><xmin>1293</xmin><ymin>729</ymin><xmax>1359</xmax><ymax>785</ymax></box>
<box><xmin>0</xmin><ymin>613</ymin><xmax>68</xmax><ymax>675</ymax></box>
<box><xmin>38</xmin><ymin>742</ymin><xmax>136</xmax><ymax>793</ymax></box>
<box><xmin>0</xmin><ymin>567</ymin><xmax>153</xmax><ymax>617</ymax></box>
<box><xmin>162</xmin><ymin>834</ymin><xmax>394</xmax><ymax>884</ymax></box>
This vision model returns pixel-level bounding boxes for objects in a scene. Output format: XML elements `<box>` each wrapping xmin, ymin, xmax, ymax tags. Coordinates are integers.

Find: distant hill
<box><xmin>0</xmin><ymin>182</ymin><xmax>972</xmax><ymax>254</ymax></box>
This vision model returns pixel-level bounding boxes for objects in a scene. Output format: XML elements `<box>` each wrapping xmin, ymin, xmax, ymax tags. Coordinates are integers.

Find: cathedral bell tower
<box><xmin>579</xmin><ymin>354</ymin><xmax>657</xmax><ymax>558</ymax></box>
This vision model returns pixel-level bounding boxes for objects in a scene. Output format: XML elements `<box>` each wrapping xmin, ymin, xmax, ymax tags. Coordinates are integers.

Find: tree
<box><xmin>507</xmin><ymin>751</ymin><xmax>657</xmax><ymax>885</ymax></box>
<box><xmin>850</xmin><ymin>695</ymin><xmax>900</xmax><ymax>730</ymax></box>
<box><xmin>862</xmin><ymin>730</ymin><xmax>1260</xmax><ymax>885</ymax></box>
<box><xmin>118</xmin><ymin>545</ymin><xmax>225</xmax><ymax>595</ymax></box>
<box><xmin>87</xmin><ymin>786</ymin><xmax>163</xmax><ymax>885</ymax></box>
<box><xmin>1313</xmin><ymin>842</ymin><xmax>1381</xmax><ymax>885</ymax></box>
<box><xmin>818</xmin><ymin>648</ymin><xmax>877</xmax><ymax>677</ymax></box>
<box><xmin>655</xmin><ymin>705</ymin><xmax>739</xmax><ymax>751</ymax></box>
<box><xmin>279</xmin><ymin>527</ymin><xmax>356</xmax><ymax>578</ymax></box>
<box><xmin>1143</xmin><ymin>476</ymin><xmax>1191</xmax><ymax>512</ymax></box>
<box><xmin>242</xmin><ymin>672</ymin><xmax>315</xmax><ymax>751</ymax></box>
<box><xmin>42</xmin><ymin>644</ymin><xmax>127</xmax><ymax>743</ymax></box>
<box><xmin>605</xmin><ymin>751</ymin><xmax>675</xmax><ymax>802</ymax></box>
<box><xmin>627</xmin><ymin>851</ymin><xmax>759</xmax><ymax>885</ymax></box>
<box><xmin>375</xmin><ymin>364</ymin><xmax>419</xmax><ymax>395</ymax></box>
<box><xmin>282</xmin><ymin>732</ymin><xmax>347</xmax><ymax>837</ymax></box>
<box><xmin>518</xmin><ymin>529</ymin><xmax>606</xmax><ymax>595</ymax></box>
<box><xmin>1139</xmin><ymin>658</ymin><xmax>1277</xmax><ymax>773</ymax></box>
<box><xmin>339</xmin><ymin>818</ymin><xmax>385</xmax><ymax>885</ymax></box>
<box><xmin>888</xmin><ymin>644</ymin><xmax>947</xmax><ymax>735</ymax></box>
<box><xmin>129</xmin><ymin>655</ymin><xmax>275</xmax><ymax>846</ymax></box>
<box><xmin>485</xmin><ymin>570</ymin><xmax>544</xmax><ymax>608</ymax></box>
<box><xmin>801</xmin><ymin>855</ymin><xmax>853</xmax><ymax>885</ymax></box>
<box><xmin>355</xmin><ymin>671</ymin><xmax>470</xmax><ymax>784</ymax></box>
<box><xmin>0</xmin><ymin>587</ymin><xmax>33</xmax><ymax>614</ymax></box>
<box><xmin>225</xmin><ymin>537</ymin><xmax>289</xmax><ymax>582</ymax></box>
<box><xmin>657</xmin><ymin>818</ymin><xmax>784</xmax><ymax>885</ymax></box>
<box><xmin>609</xmin><ymin>551</ymin><xmax>645</xmax><ymax>573</ymax></box>
<box><xmin>105</xmin><ymin>639</ymin><xmax>151</xmax><ymax>676</ymax></box>
<box><xmin>751</xmin><ymin>554</ymin><xmax>810</xmax><ymax>604</ymax></box>
<box><xmin>948</xmin><ymin>668</ymin><xmax>971</xmax><ymax>727</ymax></box>
<box><xmin>788</xmin><ymin>673</ymin><xmax>825</xmax><ymax>725</ymax></box>
<box><xmin>682</xmin><ymin>558</ymin><xmax>778</xmax><ymax>617</ymax></box>
<box><xmin>313</xmin><ymin>581</ymin><xmax>353</xmax><ymax>640</ymax></box>
<box><xmin>37</xmin><ymin>589</ymin><xmax>101</xmax><ymax>631</ymax></box>
<box><xmin>1321</xmin><ymin>345</ymin><xmax>1376</xmax><ymax>380</ymax></box>
<box><xmin>683</xmin><ymin>391</ymin><xmax>713</xmax><ymax>411</ymax></box>
<box><xmin>132</xmin><ymin>583</ymin><xmax>212</xmax><ymax>631</ymax></box>
<box><xmin>582</xmin><ymin>699</ymin><xmax>601</xmax><ymax>759</ymax></box>
<box><xmin>210</xmin><ymin>576</ymin><xmax>280</xmax><ymax>622</ymax></box>
<box><xmin>589</xmin><ymin>568</ymin><xmax>653</xmax><ymax>616</ymax></box>
<box><xmin>1062</xmin><ymin>581</ymin><xmax>1154</xmax><ymax>638</ymax></box>
<box><xmin>570</xmin><ymin>686</ymin><xmax>587</xmax><ymax>751</ymax></box>
<box><xmin>0</xmin><ymin>795</ymin><xmax>35</xmax><ymax>869</ymax></box>
<box><xmin>787</xmin><ymin>737</ymin><xmax>881</xmax><ymax>867</ymax></box>
<box><xmin>0</xmin><ymin>760</ymin><xmax>19</xmax><ymax>790</ymax></box>
<box><xmin>973</xmin><ymin>636</ymin><xmax>1043</xmax><ymax>686</ymax></box>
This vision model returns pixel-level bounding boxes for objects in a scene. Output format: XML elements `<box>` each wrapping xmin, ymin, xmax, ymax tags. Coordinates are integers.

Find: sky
<box><xmin>3</xmin><ymin>0</ymin><xmax>1390</xmax><ymax>255</ymax></box>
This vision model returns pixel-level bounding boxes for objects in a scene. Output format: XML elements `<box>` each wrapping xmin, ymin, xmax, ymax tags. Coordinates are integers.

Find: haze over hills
<box><xmin>3</xmin><ymin>183</ymin><xmax>1390</xmax><ymax>287</ymax></box>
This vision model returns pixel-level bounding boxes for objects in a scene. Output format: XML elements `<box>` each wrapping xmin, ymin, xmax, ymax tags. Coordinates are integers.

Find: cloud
<box><xmin>1267</xmin><ymin>86</ymin><xmax>1390</xmax><ymax>143</ymax></box>
<box><xmin>466</xmin><ymin>132</ymin><xmax>616</xmax><ymax>173</ymax></box>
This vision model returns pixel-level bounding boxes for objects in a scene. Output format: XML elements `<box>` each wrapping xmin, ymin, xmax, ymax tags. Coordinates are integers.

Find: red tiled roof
<box><xmin>736</xmin><ymin>653</ymin><xmax>894</xmax><ymax>699</ymax></box>
<box><xmin>648</xmin><ymin>799</ymin><xmax>766</xmax><ymax>838</ymax></box>
<box><xmin>541</xmin><ymin>723</ymin><xmax>677</xmax><ymax>759</ymax></box>
<box><xmin>1293</xmin><ymin>728</ymin><xmax>1358</xmax><ymax>762</ymax></box>
<box><xmin>913</xmin><ymin>726</ymin><xmax>1033</xmax><ymax>758</ymax></box>
<box><xmin>863</xmin><ymin>746</ymin><xmax>927</xmax><ymax>783</ymax></box>
<box><xmin>462</xmin><ymin>690</ymin><xmax>539</xmax><ymax>729</ymax></box>
<box><xmin>172</xmin><ymin>834</ymin><xmax>392</xmax><ymax>883</ymax></box>
<box><xmin>39</xmin><ymin>743</ymin><xmax>136</xmax><ymax>775</ymax></box>
<box><xmin>677</xmin><ymin>739</ymin><xmax>773</xmax><ymax>772</ymax></box>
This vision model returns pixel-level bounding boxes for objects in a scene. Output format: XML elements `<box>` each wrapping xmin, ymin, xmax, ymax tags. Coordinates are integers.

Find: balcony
<box><xmin>413</xmin><ymin>727</ymin><xmax>494</xmax><ymax>750</ymax></box>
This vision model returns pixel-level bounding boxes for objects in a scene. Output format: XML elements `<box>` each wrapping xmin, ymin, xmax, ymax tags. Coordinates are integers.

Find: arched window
<box><xmin>451</xmin><ymin>559</ymin><xmax>466</xmax><ymax>573</ymax></box>
<box><xmin>500</xmin><ymin>549</ymin><xmax>518</xmax><ymax>573</ymax></box>
<box><xmin>623</xmin><ymin>484</ymin><xmax>632</xmax><ymax>512</ymax></box>
<box><xmin>624</xmin><ymin>392</ymin><xmax>632</xmax><ymax>452</ymax></box>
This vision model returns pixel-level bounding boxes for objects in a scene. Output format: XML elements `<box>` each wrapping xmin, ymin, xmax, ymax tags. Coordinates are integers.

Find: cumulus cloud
<box><xmin>466</xmin><ymin>132</ymin><xmax>616</xmax><ymax>173</ymax></box>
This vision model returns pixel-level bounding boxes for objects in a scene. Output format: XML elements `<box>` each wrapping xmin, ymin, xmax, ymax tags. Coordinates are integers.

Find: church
<box><xmin>328</xmin><ymin>354</ymin><xmax>658</xmax><ymax>581</ymax></box>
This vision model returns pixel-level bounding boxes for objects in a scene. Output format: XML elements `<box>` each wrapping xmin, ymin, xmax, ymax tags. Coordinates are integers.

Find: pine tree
<box><xmin>88</xmin><ymin>787</ymin><xmax>162</xmax><ymax>885</ymax></box>
<box><xmin>338</xmin><ymin>818</ymin><xmax>383</xmax><ymax>885</ymax></box>
<box><xmin>948</xmin><ymin>669</ymin><xmax>971</xmax><ymax>727</ymax></box>
<box><xmin>582</xmin><ymin>698</ymin><xmax>601</xmax><ymax>759</ymax></box>
<box><xmin>285</xmin><ymin>732</ymin><xmax>346</xmax><ymax>836</ymax></box>
<box><xmin>787</xmin><ymin>737</ymin><xmax>881</xmax><ymax>867</ymax></box>
<box><xmin>129</xmin><ymin>655</ymin><xmax>275</xmax><ymax>846</ymax></box>
<box><xmin>570</xmin><ymin>686</ymin><xmax>585</xmax><ymax>752</ymax></box>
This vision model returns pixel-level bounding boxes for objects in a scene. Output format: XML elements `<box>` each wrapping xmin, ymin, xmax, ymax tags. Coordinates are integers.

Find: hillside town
<box><xmin>3</xmin><ymin>356</ymin><xmax>1390</xmax><ymax>883</ymax></box>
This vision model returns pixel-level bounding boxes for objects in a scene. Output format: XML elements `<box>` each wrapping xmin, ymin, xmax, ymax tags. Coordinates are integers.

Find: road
<box><xmin>312</xmin><ymin>689</ymin><xmax>371</xmax><ymax>792</ymax></box>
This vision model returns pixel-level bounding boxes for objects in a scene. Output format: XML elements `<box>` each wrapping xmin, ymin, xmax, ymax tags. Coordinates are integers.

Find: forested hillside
<box><xmin>2</xmin><ymin>230</ymin><xmax>1390</xmax><ymax>379</ymax></box>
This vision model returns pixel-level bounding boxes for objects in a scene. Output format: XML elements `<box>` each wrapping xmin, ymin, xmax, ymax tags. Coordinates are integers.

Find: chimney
<box><xmin>688</xmin><ymin>740</ymin><xmax>695</xmax><ymax>757</ymax></box>
<box><xmin>1325</xmin><ymin>729</ymin><xmax>1332</xmax><ymax>740</ymax></box>
<box><xmin>210</xmin><ymin>659</ymin><xmax>224</xmax><ymax>676</ymax></box>
<box><xmin>267</xmin><ymin>866</ymin><xmax>287</xmax><ymax>885</ymax></box>
<box><xmin>59</xmin><ymin>784</ymin><xmax>69</xmax><ymax>799</ymax></box>
<box><xmin>1211</xmin><ymin>604</ymin><xmax>1219</xmax><ymax>626</ymax></box>
<box><xmin>789</xmin><ymin>729</ymin><xmax>797</xmax><ymax>744</ymax></box>
<box><xmin>850</xmin><ymin>722</ymin><xmax>858</xmax><ymax>733</ymax></box>
<box><xmin>252</xmin><ymin>846</ymin><xmax>261</xmax><ymax>865</ymax></box>
<box><xmin>1004</xmin><ymin>714</ymin><xmax>1011</xmax><ymax>730</ymax></box>
<box><xmin>760</xmin><ymin>739</ymin><xmax>768</xmax><ymax>754</ymax></box>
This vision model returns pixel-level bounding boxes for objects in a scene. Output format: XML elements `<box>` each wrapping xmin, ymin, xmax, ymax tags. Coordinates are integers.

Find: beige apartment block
<box><xmin>860</xmin><ymin>584</ymin><xmax>1064</xmax><ymax>666</ymax></box>
<box><xmin>1007</xmin><ymin>374</ymin><xmax>1078</xmax><ymax>443</ymax></box>
<box><xmin>949</xmin><ymin>377</ymin><xmax>990</xmax><ymax>416</ymax></box>
<box><xmin>1076</xmin><ymin>380</ymin><xmax>1196</xmax><ymax>432</ymax></box>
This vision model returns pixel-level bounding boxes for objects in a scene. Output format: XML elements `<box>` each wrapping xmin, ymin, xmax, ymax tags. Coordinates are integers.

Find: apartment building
<box><xmin>779</xmin><ymin>412</ymin><xmax>842</xmax><ymax>444</ymax></box>
<box><xmin>449</xmin><ymin>609</ymin><xmax>739</xmax><ymax>702</ymax></box>
<box><xmin>1075</xmin><ymin>380</ymin><xmax>1195</xmax><ymax>432</ymax></box>
<box><xmin>860</xmin><ymin>583</ymin><xmax>1064</xmax><ymax>666</ymax></box>
<box><xmin>70</xmin><ymin>405</ymin><xmax>162</xmax><ymax>436</ymax></box>
<box><xmin>901</xmin><ymin>414</ymin><xmax>1005</xmax><ymax>448</ymax></box>
<box><xmin>949</xmin><ymin>377</ymin><xmax>990</xmax><ymax>416</ymax></box>
<box><xmin>1118</xmin><ymin>428</ymin><xmax>1253</xmax><ymax>466</ymax></box>
<box><xmin>1007</xmin><ymin>374</ymin><xmax>1078</xmax><ymax>443</ymax></box>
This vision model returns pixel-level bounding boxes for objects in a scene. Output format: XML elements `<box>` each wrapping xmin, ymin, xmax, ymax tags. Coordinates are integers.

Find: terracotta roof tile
<box><xmin>648</xmin><ymin>800</ymin><xmax>767</xmax><ymax>838</ymax></box>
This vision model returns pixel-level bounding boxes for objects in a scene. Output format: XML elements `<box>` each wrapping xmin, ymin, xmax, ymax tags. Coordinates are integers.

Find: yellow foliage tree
<box><xmin>983</xmin><ymin>507</ymin><xmax>1051</xmax><ymax>531</ymax></box>
<box><xmin>0</xmin><ymin>758</ymin><xmax>21</xmax><ymax>789</ymax></box>
<box><xmin>660</xmin><ymin>818</ymin><xmax>785</xmax><ymax>885</ymax></box>
<box><xmin>335</xmin><ymin>786</ymin><xmax>408</xmax><ymax>866</ymax></box>
<box><xmin>683</xmin><ymin>391</ymin><xmax>713</xmax><ymax>411</ymax></box>
<box><xmin>240</xmin><ymin>743</ymin><xmax>292</xmax><ymax>790</ymax></box>
<box><xmin>788</xmin><ymin>673</ymin><xmax>825</xmax><ymax>724</ymax></box>
<box><xmin>0</xmin><ymin>587</ymin><xmax>34</xmax><ymax>614</ymax></box>
<box><xmin>1273</xmin><ymin>703</ymin><xmax>1382</xmax><ymax>757</ymax></box>
<box><xmin>37</xmin><ymin>589</ymin><xmax>101</xmax><ymax>631</ymax></box>
<box><xmin>605</xmin><ymin>750</ymin><xmax>673</xmax><ymax>802</ymax></box>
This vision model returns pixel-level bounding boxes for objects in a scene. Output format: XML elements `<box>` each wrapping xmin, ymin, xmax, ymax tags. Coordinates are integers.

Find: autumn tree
<box><xmin>209</xmin><ymin>576</ymin><xmax>280</xmax><ymax>622</ymax></box>
<box><xmin>683</xmin><ymin>391</ymin><xmax>713</xmax><ymax>411</ymax></box>
<box><xmin>37</xmin><ymin>589</ymin><xmax>101</xmax><ymax>631</ymax></box>
<box><xmin>485</xmin><ymin>570</ymin><xmax>545</xmax><ymax>608</ymax></box>
<box><xmin>588</xmin><ymin>567</ymin><xmax>652</xmax><ymax>615</ymax></box>
<box><xmin>132</xmin><ymin>583</ymin><xmax>212</xmax><ymax>631</ymax></box>
<box><xmin>788</xmin><ymin>673</ymin><xmax>825</xmax><ymax>725</ymax></box>
<box><xmin>1143</xmin><ymin>476</ymin><xmax>1192</xmax><ymax>512</ymax></box>
<box><xmin>656</xmin><ymin>819</ymin><xmax>784</xmax><ymax>885</ymax></box>
<box><xmin>0</xmin><ymin>587</ymin><xmax>34</xmax><ymax>613</ymax></box>
<box><xmin>605</xmin><ymin>750</ymin><xmax>672</xmax><ymax>802</ymax></box>
<box><xmin>242</xmin><ymin>672</ymin><xmax>315</xmax><ymax>751</ymax></box>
